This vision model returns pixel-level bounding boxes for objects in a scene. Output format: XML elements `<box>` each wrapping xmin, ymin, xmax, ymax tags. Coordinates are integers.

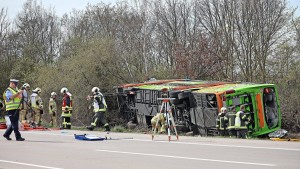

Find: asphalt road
<box><xmin>0</xmin><ymin>129</ymin><xmax>299</xmax><ymax>169</ymax></box>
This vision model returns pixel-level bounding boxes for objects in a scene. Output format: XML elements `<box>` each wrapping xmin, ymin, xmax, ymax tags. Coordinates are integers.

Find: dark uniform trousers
<box><xmin>4</xmin><ymin>110</ymin><xmax>22</xmax><ymax>139</ymax></box>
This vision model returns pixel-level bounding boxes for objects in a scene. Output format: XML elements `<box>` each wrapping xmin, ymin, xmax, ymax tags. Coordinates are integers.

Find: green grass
<box><xmin>112</xmin><ymin>125</ymin><xmax>126</xmax><ymax>132</ymax></box>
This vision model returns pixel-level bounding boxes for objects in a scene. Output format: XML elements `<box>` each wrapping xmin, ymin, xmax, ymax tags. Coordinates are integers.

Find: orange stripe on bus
<box><xmin>256</xmin><ymin>94</ymin><xmax>265</xmax><ymax>128</ymax></box>
<box><xmin>216</xmin><ymin>93</ymin><xmax>223</xmax><ymax>111</ymax></box>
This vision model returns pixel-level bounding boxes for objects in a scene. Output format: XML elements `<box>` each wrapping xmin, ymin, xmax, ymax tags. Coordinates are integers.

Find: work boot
<box><xmin>86</xmin><ymin>126</ymin><xmax>94</xmax><ymax>131</ymax></box>
<box><xmin>16</xmin><ymin>137</ymin><xmax>25</xmax><ymax>141</ymax></box>
<box><xmin>3</xmin><ymin>135</ymin><xmax>12</xmax><ymax>141</ymax></box>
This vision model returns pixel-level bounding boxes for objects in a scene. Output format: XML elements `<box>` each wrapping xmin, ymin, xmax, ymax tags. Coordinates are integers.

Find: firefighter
<box><xmin>19</xmin><ymin>83</ymin><xmax>30</xmax><ymax>123</ymax></box>
<box><xmin>86</xmin><ymin>87</ymin><xmax>110</xmax><ymax>131</ymax></box>
<box><xmin>216</xmin><ymin>107</ymin><xmax>227</xmax><ymax>136</ymax></box>
<box><xmin>151</xmin><ymin>112</ymin><xmax>166</xmax><ymax>133</ymax></box>
<box><xmin>30</xmin><ymin>87</ymin><xmax>43</xmax><ymax>127</ymax></box>
<box><xmin>225</xmin><ymin>106</ymin><xmax>237</xmax><ymax>138</ymax></box>
<box><xmin>61</xmin><ymin>87</ymin><xmax>72</xmax><ymax>129</ymax></box>
<box><xmin>0</xmin><ymin>99</ymin><xmax>4</xmax><ymax>119</ymax></box>
<box><xmin>3</xmin><ymin>79</ymin><xmax>25</xmax><ymax>141</ymax></box>
<box><xmin>235</xmin><ymin>105</ymin><xmax>249</xmax><ymax>139</ymax></box>
<box><xmin>49</xmin><ymin>92</ymin><xmax>57</xmax><ymax>127</ymax></box>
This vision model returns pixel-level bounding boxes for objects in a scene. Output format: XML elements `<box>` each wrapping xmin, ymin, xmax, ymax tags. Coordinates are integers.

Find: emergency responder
<box><xmin>49</xmin><ymin>92</ymin><xmax>57</xmax><ymax>127</ymax></box>
<box><xmin>216</xmin><ymin>107</ymin><xmax>227</xmax><ymax>136</ymax></box>
<box><xmin>235</xmin><ymin>105</ymin><xmax>249</xmax><ymax>139</ymax></box>
<box><xmin>30</xmin><ymin>87</ymin><xmax>43</xmax><ymax>127</ymax></box>
<box><xmin>61</xmin><ymin>87</ymin><xmax>72</xmax><ymax>129</ymax></box>
<box><xmin>151</xmin><ymin>112</ymin><xmax>166</xmax><ymax>133</ymax></box>
<box><xmin>86</xmin><ymin>87</ymin><xmax>110</xmax><ymax>131</ymax></box>
<box><xmin>20</xmin><ymin>83</ymin><xmax>30</xmax><ymax>123</ymax></box>
<box><xmin>0</xmin><ymin>99</ymin><xmax>4</xmax><ymax>119</ymax></box>
<box><xmin>3</xmin><ymin>79</ymin><xmax>25</xmax><ymax>141</ymax></box>
<box><xmin>225</xmin><ymin>106</ymin><xmax>237</xmax><ymax>138</ymax></box>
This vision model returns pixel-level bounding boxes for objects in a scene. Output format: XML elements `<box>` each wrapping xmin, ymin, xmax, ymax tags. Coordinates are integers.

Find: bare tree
<box><xmin>15</xmin><ymin>0</ymin><xmax>61</xmax><ymax>64</ymax></box>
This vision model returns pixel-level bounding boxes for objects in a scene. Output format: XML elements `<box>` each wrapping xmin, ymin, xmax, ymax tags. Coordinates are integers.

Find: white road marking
<box><xmin>127</xmin><ymin>138</ymin><xmax>300</xmax><ymax>151</ymax></box>
<box><xmin>95</xmin><ymin>149</ymin><xmax>276</xmax><ymax>166</ymax></box>
<box><xmin>0</xmin><ymin>160</ymin><xmax>63</xmax><ymax>169</ymax></box>
<box><xmin>23</xmin><ymin>131</ymin><xmax>74</xmax><ymax>137</ymax></box>
<box><xmin>9</xmin><ymin>131</ymin><xmax>300</xmax><ymax>151</ymax></box>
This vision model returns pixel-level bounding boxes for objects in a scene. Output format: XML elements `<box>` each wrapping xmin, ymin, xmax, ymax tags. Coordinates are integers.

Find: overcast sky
<box><xmin>1</xmin><ymin>0</ymin><xmax>119</xmax><ymax>19</ymax></box>
<box><xmin>1</xmin><ymin>0</ymin><xmax>300</xmax><ymax>20</ymax></box>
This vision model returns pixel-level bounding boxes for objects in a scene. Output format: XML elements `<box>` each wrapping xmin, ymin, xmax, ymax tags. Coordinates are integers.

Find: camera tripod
<box><xmin>152</xmin><ymin>97</ymin><xmax>178</xmax><ymax>141</ymax></box>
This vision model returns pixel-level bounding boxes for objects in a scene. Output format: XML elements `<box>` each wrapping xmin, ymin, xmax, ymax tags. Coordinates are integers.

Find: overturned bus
<box><xmin>116</xmin><ymin>79</ymin><xmax>281</xmax><ymax>137</ymax></box>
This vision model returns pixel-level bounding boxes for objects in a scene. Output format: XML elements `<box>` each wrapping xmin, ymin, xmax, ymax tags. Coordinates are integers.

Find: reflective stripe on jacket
<box><xmin>62</xmin><ymin>93</ymin><xmax>72</xmax><ymax>111</ymax></box>
<box><xmin>235</xmin><ymin>111</ymin><xmax>247</xmax><ymax>129</ymax></box>
<box><xmin>93</xmin><ymin>93</ymin><xmax>107</xmax><ymax>112</ymax></box>
<box><xmin>225</xmin><ymin>112</ymin><xmax>236</xmax><ymax>130</ymax></box>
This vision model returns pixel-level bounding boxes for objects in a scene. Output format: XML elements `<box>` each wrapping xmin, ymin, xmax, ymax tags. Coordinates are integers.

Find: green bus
<box><xmin>116</xmin><ymin>79</ymin><xmax>281</xmax><ymax>137</ymax></box>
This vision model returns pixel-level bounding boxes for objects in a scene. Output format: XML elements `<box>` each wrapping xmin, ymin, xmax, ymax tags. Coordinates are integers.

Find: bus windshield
<box><xmin>263</xmin><ymin>87</ymin><xmax>279</xmax><ymax>129</ymax></box>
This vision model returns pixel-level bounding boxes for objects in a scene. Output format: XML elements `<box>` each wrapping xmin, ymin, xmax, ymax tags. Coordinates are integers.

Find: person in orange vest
<box><xmin>3</xmin><ymin>79</ymin><xmax>25</xmax><ymax>141</ymax></box>
<box><xmin>60</xmin><ymin>87</ymin><xmax>72</xmax><ymax>129</ymax></box>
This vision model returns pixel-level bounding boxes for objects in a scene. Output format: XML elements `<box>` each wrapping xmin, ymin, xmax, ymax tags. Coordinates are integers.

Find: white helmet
<box><xmin>22</xmin><ymin>83</ymin><xmax>30</xmax><ymax>88</ymax></box>
<box><xmin>92</xmin><ymin>87</ymin><xmax>100</xmax><ymax>94</ymax></box>
<box><xmin>51</xmin><ymin>92</ymin><xmax>57</xmax><ymax>97</ymax></box>
<box><xmin>60</xmin><ymin>87</ymin><xmax>68</xmax><ymax>94</ymax></box>
<box><xmin>33</xmin><ymin>87</ymin><xmax>41</xmax><ymax>93</ymax></box>
<box><xmin>220</xmin><ymin>107</ymin><xmax>227</xmax><ymax>113</ymax></box>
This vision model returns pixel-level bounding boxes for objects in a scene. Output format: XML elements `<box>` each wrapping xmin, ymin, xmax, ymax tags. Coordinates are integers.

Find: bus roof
<box><xmin>193</xmin><ymin>83</ymin><xmax>276</xmax><ymax>94</ymax></box>
<box><xmin>118</xmin><ymin>79</ymin><xmax>276</xmax><ymax>93</ymax></box>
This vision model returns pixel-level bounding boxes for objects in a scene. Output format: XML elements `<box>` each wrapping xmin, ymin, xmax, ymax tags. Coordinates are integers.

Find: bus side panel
<box><xmin>256</xmin><ymin>93</ymin><xmax>265</xmax><ymax>128</ymax></box>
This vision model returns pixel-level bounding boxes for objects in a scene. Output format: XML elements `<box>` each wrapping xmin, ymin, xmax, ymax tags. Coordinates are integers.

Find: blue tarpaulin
<box><xmin>74</xmin><ymin>134</ymin><xmax>106</xmax><ymax>141</ymax></box>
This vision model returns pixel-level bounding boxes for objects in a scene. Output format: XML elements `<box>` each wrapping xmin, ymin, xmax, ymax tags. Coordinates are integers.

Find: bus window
<box><xmin>263</xmin><ymin>88</ymin><xmax>279</xmax><ymax>129</ymax></box>
<box><xmin>206</xmin><ymin>94</ymin><xmax>217</xmax><ymax>108</ymax></box>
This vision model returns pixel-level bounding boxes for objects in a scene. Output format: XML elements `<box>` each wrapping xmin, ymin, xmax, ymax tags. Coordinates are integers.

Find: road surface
<box><xmin>0</xmin><ymin>129</ymin><xmax>299</xmax><ymax>169</ymax></box>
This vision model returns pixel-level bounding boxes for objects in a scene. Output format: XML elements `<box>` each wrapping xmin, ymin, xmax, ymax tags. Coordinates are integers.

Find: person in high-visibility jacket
<box><xmin>3</xmin><ymin>79</ymin><xmax>25</xmax><ymax>141</ymax></box>
<box><xmin>151</xmin><ymin>112</ymin><xmax>166</xmax><ymax>133</ymax></box>
<box><xmin>30</xmin><ymin>87</ymin><xmax>43</xmax><ymax>127</ymax></box>
<box><xmin>61</xmin><ymin>87</ymin><xmax>72</xmax><ymax>129</ymax></box>
<box><xmin>224</xmin><ymin>106</ymin><xmax>237</xmax><ymax>138</ymax></box>
<box><xmin>235</xmin><ymin>105</ymin><xmax>249</xmax><ymax>139</ymax></box>
<box><xmin>216</xmin><ymin>107</ymin><xmax>227</xmax><ymax>136</ymax></box>
<box><xmin>49</xmin><ymin>92</ymin><xmax>58</xmax><ymax>127</ymax></box>
<box><xmin>86</xmin><ymin>87</ymin><xmax>110</xmax><ymax>131</ymax></box>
